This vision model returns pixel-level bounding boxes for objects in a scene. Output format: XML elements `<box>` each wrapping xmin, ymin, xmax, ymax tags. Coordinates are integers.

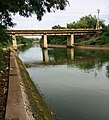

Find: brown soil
<box><xmin>0</xmin><ymin>51</ymin><xmax>10</xmax><ymax>120</ymax></box>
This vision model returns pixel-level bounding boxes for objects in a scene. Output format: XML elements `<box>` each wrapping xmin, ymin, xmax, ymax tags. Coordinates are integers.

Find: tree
<box><xmin>0</xmin><ymin>0</ymin><xmax>69</xmax><ymax>27</ymax></box>
<box><xmin>48</xmin><ymin>25</ymin><xmax>67</xmax><ymax>44</ymax></box>
<box><xmin>0</xmin><ymin>24</ymin><xmax>12</xmax><ymax>47</ymax></box>
<box><xmin>52</xmin><ymin>25</ymin><xmax>66</xmax><ymax>29</ymax></box>
<box><xmin>67</xmin><ymin>14</ymin><xmax>105</xmax><ymax>29</ymax></box>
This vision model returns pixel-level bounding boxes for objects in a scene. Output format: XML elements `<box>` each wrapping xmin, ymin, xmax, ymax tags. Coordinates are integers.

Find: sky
<box><xmin>12</xmin><ymin>0</ymin><xmax>109</xmax><ymax>29</ymax></box>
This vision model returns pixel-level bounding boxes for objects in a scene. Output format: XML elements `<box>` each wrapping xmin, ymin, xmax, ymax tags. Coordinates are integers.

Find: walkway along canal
<box><xmin>19</xmin><ymin>44</ymin><xmax>109</xmax><ymax>120</ymax></box>
<box><xmin>5</xmin><ymin>49</ymin><xmax>55</xmax><ymax>120</ymax></box>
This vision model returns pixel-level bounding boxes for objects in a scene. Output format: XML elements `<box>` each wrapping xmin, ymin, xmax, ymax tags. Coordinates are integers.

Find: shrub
<box><xmin>0</xmin><ymin>48</ymin><xmax>5</xmax><ymax>70</ymax></box>
<box><xmin>80</xmin><ymin>39</ymin><xmax>97</xmax><ymax>46</ymax></box>
<box><xmin>88</xmin><ymin>39</ymin><xmax>97</xmax><ymax>45</ymax></box>
<box><xmin>0</xmin><ymin>25</ymin><xmax>12</xmax><ymax>47</ymax></box>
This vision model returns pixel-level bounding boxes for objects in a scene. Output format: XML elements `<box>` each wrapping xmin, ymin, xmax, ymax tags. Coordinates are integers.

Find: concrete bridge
<box><xmin>7</xmin><ymin>29</ymin><xmax>99</xmax><ymax>49</ymax></box>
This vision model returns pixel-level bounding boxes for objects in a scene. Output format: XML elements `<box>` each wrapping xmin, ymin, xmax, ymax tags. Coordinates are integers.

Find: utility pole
<box><xmin>96</xmin><ymin>9</ymin><xmax>100</xmax><ymax>30</ymax></box>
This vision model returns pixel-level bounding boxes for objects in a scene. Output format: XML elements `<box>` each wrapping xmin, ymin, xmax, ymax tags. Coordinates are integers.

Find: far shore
<box><xmin>48</xmin><ymin>44</ymin><xmax>109</xmax><ymax>50</ymax></box>
<box><xmin>76</xmin><ymin>45</ymin><xmax>109</xmax><ymax>50</ymax></box>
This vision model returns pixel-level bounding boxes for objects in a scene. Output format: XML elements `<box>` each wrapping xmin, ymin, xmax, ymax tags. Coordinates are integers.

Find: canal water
<box><xmin>18</xmin><ymin>45</ymin><xmax>109</xmax><ymax>120</ymax></box>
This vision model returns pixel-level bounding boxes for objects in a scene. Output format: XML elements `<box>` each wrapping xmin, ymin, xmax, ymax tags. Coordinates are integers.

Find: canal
<box><xmin>18</xmin><ymin>44</ymin><xmax>109</xmax><ymax>120</ymax></box>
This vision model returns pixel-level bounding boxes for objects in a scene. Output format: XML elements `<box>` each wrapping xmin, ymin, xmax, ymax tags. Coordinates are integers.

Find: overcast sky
<box><xmin>12</xmin><ymin>0</ymin><xmax>109</xmax><ymax>29</ymax></box>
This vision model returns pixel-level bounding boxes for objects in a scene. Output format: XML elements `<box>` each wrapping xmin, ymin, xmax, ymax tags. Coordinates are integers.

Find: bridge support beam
<box><xmin>67</xmin><ymin>34</ymin><xmax>74</xmax><ymax>48</ymax></box>
<box><xmin>42</xmin><ymin>34</ymin><xmax>48</xmax><ymax>49</ymax></box>
<box><xmin>12</xmin><ymin>35</ymin><xmax>17</xmax><ymax>50</ymax></box>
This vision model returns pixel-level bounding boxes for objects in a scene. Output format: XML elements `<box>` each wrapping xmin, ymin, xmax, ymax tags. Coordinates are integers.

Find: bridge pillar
<box><xmin>12</xmin><ymin>35</ymin><xmax>17</xmax><ymax>50</ymax></box>
<box><xmin>67</xmin><ymin>34</ymin><xmax>74</xmax><ymax>48</ymax></box>
<box><xmin>42</xmin><ymin>34</ymin><xmax>48</xmax><ymax>48</ymax></box>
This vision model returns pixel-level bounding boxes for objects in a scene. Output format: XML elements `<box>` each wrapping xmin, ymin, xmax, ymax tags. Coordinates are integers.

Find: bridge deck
<box><xmin>7</xmin><ymin>29</ymin><xmax>99</xmax><ymax>36</ymax></box>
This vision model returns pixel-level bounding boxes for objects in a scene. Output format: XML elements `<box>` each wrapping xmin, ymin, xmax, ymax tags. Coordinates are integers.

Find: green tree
<box><xmin>0</xmin><ymin>0</ymin><xmax>69</xmax><ymax>27</ymax></box>
<box><xmin>52</xmin><ymin>25</ymin><xmax>66</xmax><ymax>29</ymax></box>
<box><xmin>0</xmin><ymin>25</ymin><xmax>12</xmax><ymax>47</ymax></box>
<box><xmin>67</xmin><ymin>14</ymin><xmax>105</xmax><ymax>29</ymax></box>
<box><xmin>67</xmin><ymin>15</ymin><xmax>106</xmax><ymax>44</ymax></box>
<box><xmin>16</xmin><ymin>36</ymin><xmax>33</xmax><ymax>45</ymax></box>
<box><xmin>0</xmin><ymin>0</ymin><xmax>69</xmax><ymax>48</ymax></box>
<box><xmin>48</xmin><ymin>25</ymin><xmax>67</xmax><ymax>44</ymax></box>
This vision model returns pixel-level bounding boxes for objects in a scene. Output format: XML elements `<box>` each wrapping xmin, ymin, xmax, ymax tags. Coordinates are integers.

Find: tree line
<box><xmin>0</xmin><ymin>0</ymin><xmax>109</xmax><ymax>48</ymax></box>
<box><xmin>47</xmin><ymin>14</ymin><xmax>109</xmax><ymax>46</ymax></box>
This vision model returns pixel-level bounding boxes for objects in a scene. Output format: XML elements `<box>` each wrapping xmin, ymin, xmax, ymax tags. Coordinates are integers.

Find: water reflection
<box><xmin>73</xmin><ymin>49</ymin><xmax>109</xmax><ymax>71</ymax></box>
<box><xmin>42</xmin><ymin>49</ymin><xmax>49</xmax><ymax>63</ymax></box>
<box><xmin>18</xmin><ymin>45</ymin><xmax>33</xmax><ymax>52</ymax></box>
<box><xmin>67</xmin><ymin>48</ymin><xmax>75</xmax><ymax>62</ymax></box>
<box><xmin>19</xmin><ymin>45</ymin><xmax>109</xmax><ymax>74</ymax></box>
<box><xmin>18</xmin><ymin>45</ymin><xmax>109</xmax><ymax>77</ymax></box>
<box><xmin>18</xmin><ymin>45</ymin><xmax>109</xmax><ymax>120</ymax></box>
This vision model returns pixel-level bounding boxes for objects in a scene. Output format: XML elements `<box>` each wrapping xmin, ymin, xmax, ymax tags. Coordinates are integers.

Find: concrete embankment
<box><xmin>5</xmin><ymin>50</ymin><xmax>55</xmax><ymax>120</ymax></box>
<box><xmin>76</xmin><ymin>45</ymin><xmax>109</xmax><ymax>50</ymax></box>
<box><xmin>48</xmin><ymin>44</ymin><xmax>109</xmax><ymax>50</ymax></box>
<box><xmin>48</xmin><ymin>44</ymin><xmax>66</xmax><ymax>48</ymax></box>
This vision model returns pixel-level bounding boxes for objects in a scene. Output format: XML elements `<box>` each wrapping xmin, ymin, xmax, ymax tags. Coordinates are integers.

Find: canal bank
<box><xmin>76</xmin><ymin>45</ymin><xmax>109</xmax><ymax>50</ymax></box>
<box><xmin>5</xmin><ymin>49</ymin><xmax>55</xmax><ymax>120</ymax></box>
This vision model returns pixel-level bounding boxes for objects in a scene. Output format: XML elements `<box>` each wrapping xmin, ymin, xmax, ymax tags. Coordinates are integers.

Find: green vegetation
<box><xmin>67</xmin><ymin>14</ymin><xmax>105</xmax><ymax>29</ymax></box>
<box><xmin>17</xmin><ymin>56</ymin><xmax>55</xmax><ymax>120</ymax></box>
<box><xmin>73</xmin><ymin>48</ymin><xmax>109</xmax><ymax>71</ymax></box>
<box><xmin>0</xmin><ymin>27</ymin><xmax>33</xmax><ymax>48</ymax></box>
<box><xmin>0</xmin><ymin>0</ymin><xmax>69</xmax><ymax>48</ymax></box>
<box><xmin>0</xmin><ymin>48</ymin><xmax>5</xmax><ymax>70</ymax></box>
<box><xmin>16</xmin><ymin>36</ymin><xmax>33</xmax><ymax>45</ymax></box>
<box><xmin>0</xmin><ymin>25</ymin><xmax>12</xmax><ymax>48</ymax></box>
<box><xmin>0</xmin><ymin>0</ymin><xmax>68</xmax><ymax>27</ymax></box>
<box><xmin>79</xmin><ymin>25</ymin><xmax>109</xmax><ymax>46</ymax></box>
<box><xmin>0</xmin><ymin>0</ymin><xmax>109</xmax><ymax>48</ymax></box>
<box><xmin>0</xmin><ymin>1</ymin><xmax>69</xmax><ymax>118</ymax></box>
<box><xmin>48</xmin><ymin>14</ymin><xmax>108</xmax><ymax>46</ymax></box>
<box><xmin>48</xmin><ymin>25</ymin><xmax>67</xmax><ymax>45</ymax></box>
<box><xmin>18</xmin><ymin>45</ymin><xmax>33</xmax><ymax>53</ymax></box>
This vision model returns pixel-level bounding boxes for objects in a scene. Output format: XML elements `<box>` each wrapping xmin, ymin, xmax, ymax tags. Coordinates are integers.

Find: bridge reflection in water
<box><xmin>42</xmin><ymin>48</ymin><xmax>74</xmax><ymax>63</ymax></box>
<box><xmin>20</xmin><ymin>46</ymin><xmax>75</xmax><ymax>68</ymax></box>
